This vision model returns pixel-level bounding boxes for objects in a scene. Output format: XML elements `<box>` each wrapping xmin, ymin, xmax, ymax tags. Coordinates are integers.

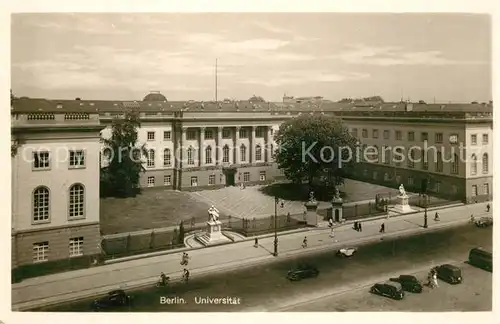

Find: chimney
<box><xmin>75</xmin><ymin>97</ymin><xmax>81</xmax><ymax>101</ymax></box>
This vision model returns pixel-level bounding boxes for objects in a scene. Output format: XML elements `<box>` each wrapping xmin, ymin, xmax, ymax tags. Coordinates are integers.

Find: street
<box><xmin>35</xmin><ymin>223</ymin><xmax>492</xmax><ymax>312</ymax></box>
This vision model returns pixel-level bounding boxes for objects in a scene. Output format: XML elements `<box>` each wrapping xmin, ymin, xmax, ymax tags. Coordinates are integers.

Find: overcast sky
<box><xmin>11</xmin><ymin>13</ymin><xmax>491</xmax><ymax>103</ymax></box>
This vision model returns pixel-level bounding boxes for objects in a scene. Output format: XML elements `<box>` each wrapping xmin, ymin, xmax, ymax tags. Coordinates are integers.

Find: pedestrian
<box><xmin>328</xmin><ymin>218</ymin><xmax>333</xmax><ymax>228</ymax></box>
<box><xmin>379</xmin><ymin>223</ymin><xmax>385</xmax><ymax>233</ymax></box>
<box><xmin>486</xmin><ymin>203</ymin><xmax>490</xmax><ymax>212</ymax></box>
<box><xmin>302</xmin><ymin>236</ymin><xmax>308</xmax><ymax>248</ymax></box>
<box><xmin>432</xmin><ymin>272</ymin><xmax>439</xmax><ymax>288</ymax></box>
<box><xmin>353</xmin><ymin>221</ymin><xmax>358</xmax><ymax>231</ymax></box>
<box><xmin>330</xmin><ymin>226</ymin><xmax>335</xmax><ymax>237</ymax></box>
<box><xmin>434</xmin><ymin>212</ymin><xmax>440</xmax><ymax>221</ymax></box>
<box><xmin>254</xmin><ymin>237</ymin><xmax>259</xmax><ymax>248</ymax></box>
<box><xmin>183</xmin><ymin>268</ymin><xmax>190</xmax><ymax>283</ymax></box>
<box><xmin>358</xmin><ymin>222</ymin><xmax>362</xmax><ymax>232</ymax></box>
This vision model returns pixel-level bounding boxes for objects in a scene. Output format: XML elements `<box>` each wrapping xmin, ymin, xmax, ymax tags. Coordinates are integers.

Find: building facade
<box><xmin>11</xmin><ymin>104</ymin><xmax>103</xmax><ymax>270</ymax></box>
<box><xmin>11</xmin><ymin>95</ymin><xmax>493</xmax><ymax>269</ymax></box>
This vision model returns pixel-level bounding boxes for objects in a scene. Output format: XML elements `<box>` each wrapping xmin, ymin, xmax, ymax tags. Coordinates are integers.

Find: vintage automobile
<box><xmin>468</xmin><ymin>247</ymin><xmax>493</xmax><ymax>271</ymax></box>
<box><xmin>433</xmin><ymin>264</ymin><xmax>463</xmax><ymax>284</ymax></box>
<box><xmin>336</xmin><ymin>247</ymin><xmax>358</xmax><ymax>257</ymax></box>
<box><xmin>91</xmin><ymin>289</ymin><xmax>132</xmax><ymax>311</ymax></box>
<box><xmin>475</xmin><ymin>216</ymin><xmax>493</xmax><ymax>228</ymax></box>
<box><xmin>389</xmin><ymin>275</ymin><xmax>423</xmax><ymax>293</ymax></box>
<box><xmin>370</xmin><ymin>281</ymin><xmax>405</xmax><ymax>300</ymax></box>
<box><xmin>286</xmin><ymin>264</ymin><xmax>319</xmax><ymax>281</ymax></box>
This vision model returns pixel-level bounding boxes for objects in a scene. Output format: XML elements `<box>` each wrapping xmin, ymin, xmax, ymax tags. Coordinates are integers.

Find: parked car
<box><xmin>475</xmin><ymin>216</ymin><xmax>493</xmax><ymax>228</ymax></box>
<box><xmin>434</xmin><ymin>264</ymin><xmax>462</xmax><ymax>284</ymax></box>
<box><xmin>336</xmin><ymin>247</ymin><xmax>357</xmax><ymax>257</ymax></box>
<box><xmin>286</xmin><ymin>264</ymin><xmax>319</xmax><ymax>281</ymax></box>
<box><xmin>91</xmin><ymin>289</ymin><xmax>132</xmax><ymax>311</ymax></box>
<box><xmin>389</xmin><ymin>275</ymin><xmax>423</xmax><ymax>293</ymax></box>
<box><xmin>370</xmin><ymin>281</ymin><xmax>405</xmax><ymax>300</ymax></box>
<box><xmin>468</xmin><ymin>247</ymin><xmax>492</xmax><ymax>271</ymax></box>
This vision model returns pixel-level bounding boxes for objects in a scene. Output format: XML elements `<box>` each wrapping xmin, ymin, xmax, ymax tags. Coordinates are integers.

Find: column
<box><xmin>266</xmin><ymin>126</ymin><xmax>273</xmax><ymax>162</ymax></box>
<box><xmin>199</xmin><ymin>127</ymin><xmax>205</xmax><ymax>167</ymax></box>
<box><xmin>234</xmin><ymin>126</ymin><xmax>240</xmax><ymax>165</ymax></box>
<box><xmin>216</xmin><ymin>127</ymin><xmax>223</xmax><ymax>165</ymax></box>
<box><xmin>251</xmin><ymin>126</ymin><xmax>256</xmax><ymax>163</ymax></box>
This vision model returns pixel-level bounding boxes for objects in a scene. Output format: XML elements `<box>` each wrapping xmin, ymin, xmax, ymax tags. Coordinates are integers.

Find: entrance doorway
<box><xmin>334</xmin><ymin>209</ymin><xmax>340</xmax><ymax>222</ymax></box>
<box><xmin>420</xmin><ymin>178</ymin><xmax>428</xmax><ymax>194</ymax></box>
<box><xmin>224</xmin><ymin>169</ymin><xmax>236</xmax><ymax>186</ymax></box>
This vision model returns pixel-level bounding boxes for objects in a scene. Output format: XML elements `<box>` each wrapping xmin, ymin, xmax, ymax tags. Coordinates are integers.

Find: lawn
<box><xmin>99</xmin><ymin>188</ymin><xmax>216</xmax><ymax>235</ymax></box>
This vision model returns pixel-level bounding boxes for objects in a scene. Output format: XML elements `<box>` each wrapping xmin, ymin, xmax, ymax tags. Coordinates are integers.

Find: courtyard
<box><xmin>99</xmin><ymin>179</ymin><xmax>402</xmax><ymax>235</ymax></box>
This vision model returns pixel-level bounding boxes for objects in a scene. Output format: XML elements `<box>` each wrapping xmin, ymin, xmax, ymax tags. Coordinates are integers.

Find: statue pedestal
<box><xmin>304</xmin><ymin>201</ymin><xmax>319</xmax><ymax>226</ymax></box>
<box><xmin>196</xmin><ymin>220</ymin><xmax>231</xmax><ymax>246</ymax></box>
<box><xmin>331</xmin><ymin>197</ymin><xmax>344</xmax><ymax>222</ymax></box>
<box><xmin>392</xmin><ymin>194</ymin><xmax>414</xmax><ymax>214</ymax></box>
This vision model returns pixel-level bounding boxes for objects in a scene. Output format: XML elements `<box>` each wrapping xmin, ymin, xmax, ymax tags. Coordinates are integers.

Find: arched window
<box><xmin>163</xmin><ymin>148</ymin><xmax>171</xmax><ymax>167</ymax></box>
<box><xmin>205</xmin><ymin>146</ymin><xmax>213</xmax><ymax>164</ymax></box>
<box><xmin>372</xmin><ymin>145</ymin><xmax>379</xmax><ymax>163</ymax></box>
<box><xmin>147</xmin><ymin>149</ymin><xmax>155</xmax><ymax>168</ymax></box>
<box><xmin>187</xmin><ymin>147</ymin><xmax>194</xmax><ymax>165</ymax></box>
<box><xmin>436</xmin><ymin>151</ymin><xmax>443</xmax><ymax>172</ymax></box>
<box><xmin>451</xmin><ymin>154</ymin><xmax>459</xmax><ymax>174</ymax></box>
<box><xmin>33</xmin><ymin>186</ymin><xmax>50</xmax><ymax>222</ymax></box>
<box><xmin>69</xmin><ymin>184</ymin><xmax>85</xmax><ymax>218</ymax></box>
<box><xmin>407</xmin><ymin>149</ymin><xmax>415</xmax><ymax>168</ymax></box>
<box><xmin>240</xmin><ymin>144</ymin><xmax>247</xmax><ymax>162</ymax></box>
<box><xmin>222</xmin><ymin>145</ymin><xmax>230</xmax><ymax>163</ymax></box>
<box><xmin>470</xmin><ymin>154</ymin><xmax>477</xmax><ymax>175</ymax></box>
<box><xmin>482</xmin><ymin>153</ymin><xmax>488</xmax><ymax>173</ymax></box>
<box><xmin>255</xmin><ymin>144</ymin><xmax>262</xmax><ymax>161</ymax></box>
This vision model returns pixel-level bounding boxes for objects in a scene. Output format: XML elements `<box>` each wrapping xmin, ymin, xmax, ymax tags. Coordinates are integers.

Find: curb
<box><xmin>104</xmin><ymin>202</ymin><xmax>465</xmax><ymax>264</ymax></box>
<box><xmin>13</xmin><ymin>217</ymin><xmax>471</xmax><ymax>311</ymax></box>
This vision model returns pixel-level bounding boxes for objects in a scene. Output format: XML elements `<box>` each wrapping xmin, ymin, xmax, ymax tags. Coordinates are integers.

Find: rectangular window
<box><xmin>435</xmin><ymin>181</ymin><xmax>441</xmax><ymax>193</ymax></box>
<box><xmin>163</xmin><ymin>131</ymin><xmax>171</xmax><ymax>140</ymax></box>
<box><xmin>239</xmin><ymin>128</ymin><xmax>247</xmax><ymax>138</ymax></box>
<box><xmin>351</xmin><ymin>128</ymin><xmax>358</xmax><ymax>137</ymax></box>
<box><xmin>164</xmin><ymin>175</ymin><xmax>171</xmax><ymax>186</ymax></box>
<box><xmin>222</xmin><ymin>129</ymin><xmax>231</xmax><ymax>139</ymax></box>
<box><xmin>395</xmin><ymin>131</ymin><xmax>402</xmax><ymax>141</ymax></box>
<box><xmin>362</xmin><ymin>129</ymin><xmax>368</xmax><ymax>138</ymax></box>
<box><xmin>435</xmin><ymin>133</ymin><xmax>443</xmax><ymax>144</ymax></box>
<box><xmin>191</xmin><ymin>176</ymin><xmax>198</xmax><ymax>187</ymax></box>
<box><xmin>33</xmin><ymin>151</ymin><xmax>50</xmax><ymax>169</ymax></box>
<box><xmin>33</xmin><ymin>242</ymin><xmax>49</xmax><ymax>263</ymax></box>
<box><xmin>383</xmin><ymin>130</ymin><xmax>390</xmax><ymax>139</ymax></box>
<box><xmin>187</xmin><ymin>130</ymin><xmax>196</xmax><ymax>140</ymax></box>
<box><xmin>421</xmin><ymin>132</ymin><xmax>428</xmax><ymax>141</ymax></box>
<box><xmin>372</xmin><ymin>171</ymin><xmax>377</xmax><ymax>180</ymax></box>
<box><xmin>484</xmin><ymin>183</ymin><xmax>489</xmax><ymax>195</ymax></box>
<box><xmin>422</xmin><ymin>151</ymin><xmax>428</xmax><ymax>170</ymax></box>
<box><xmin>471</xmin><ymin>185</ymin><xmax>478</xmax><ymax>196</ymax></box>
<box><xmin>256</xmin><ymin>127</ymin><xmax>264</xmax><ymax>138</ymax></box>
<box><xmin>471</xmin><ymin>134</ymin><xmax>477</xmax><ymax>145</ymax></box>
<box><xmin>208</xmin><ymin>174</ymin><xmax>216</xmax><ymax>185</ymax></box>
<box><xmin>259</xmin><ymin>171</ymin><xmax>266</xmax><ymax>181</ymax></box>
<box><xmin>243</xmin><ymin>172</ymin><xmax>250</xmax><ymax>182</ymax></box>
<box><xmin>69</xmin><ymin>150</ymin><xmax>85</xmax><ymax>168</ymax></box>
<box><xmin>147</xmin><ymin>150</ymin><xmax>155</xmax><ymax>168</ymax></box>
<box><xmin>408</xmin><ymin>132</ymin><xmax>415</xmax><ymax>141</ymax></box>
<box><xmin>408</xmin><ymin>176</ymin><xmax>414</xmax><ymax>185</ymax></box>
<box><xmin>147</xmin><ymin>176</ymin><xmax>155</xmax><ymax>187</ymax></box>
<box><xmin>204</xmin><ymin>129</ymin><xmax>214</xmax><ymax>139</ymax></box>
<box><xmin>69</xmin><ymin>237</ymin><xmax>84</xmax><ymax>257</ymax></box>
<box><xmin>372</xmin><ymin>129</ymin><xmax>379</xmax><ymax>139</ymax></box>
<box><xmin>482</xmin><ymin>134</ymin><xmax>488</xmax><ymax>145</ymax></box>
<box><xmin>163</xmin><ymin>149</ymin><xmax>171</xmax><ymax>167</ymax></box>
<box><xmin>147</xmin><ymin>132</ymin><xmax>155</xmax><ymax>141</ymax></box>
<box><xmin>449</xmin><ymin>134</ymin><xmax>458</xmax><ymax>144</ymax></box>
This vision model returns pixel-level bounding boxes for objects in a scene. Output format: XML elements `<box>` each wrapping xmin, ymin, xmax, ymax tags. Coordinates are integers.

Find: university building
<box><xmin>11</xmin><ymin>92</ymin><xmax>492</xmax><ymax>269</ymax></box>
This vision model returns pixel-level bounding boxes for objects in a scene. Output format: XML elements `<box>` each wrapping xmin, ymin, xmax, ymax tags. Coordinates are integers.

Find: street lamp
<box><xmin>423</xmin><ymin>193</ymin><xmax>428</xmax><ymax>228</ymax></box>
<box><xmin>274</xmin><ymin>196</ymin><xmax>283</xmax><ymax>257</ymax></box>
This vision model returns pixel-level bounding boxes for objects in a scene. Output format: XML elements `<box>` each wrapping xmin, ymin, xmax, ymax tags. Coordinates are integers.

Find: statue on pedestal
<box><xmin>334</xmin><ymin>187</ymin><xmax>341</xmax><ymax>200</ymax></box>
<box><xmin>208</xmin><ymin>205</ymin><xmax>220</xmax><ymax>222</ymax></box>
<box><xmin>398</xmin><ymin>184</ymin><xmax>407</xmax><ymax>197</ymax></box>
<box><xmin>308</xmin><ymin>190</ymin><xmax>317</xmax><ymax>203</ymax></box>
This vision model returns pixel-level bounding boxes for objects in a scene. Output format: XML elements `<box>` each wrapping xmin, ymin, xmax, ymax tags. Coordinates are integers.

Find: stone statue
<box><xmin>398</xmin><ymin>184</ymin><xmax>407</xmax><ymax>197</ymax></box>
<box><xmin>309</xmin><ymin>190</ymin><xmax>317</xmax><ymax>203</ymax></box>
<box><xmin>334</xmin><ymin>187</ymin><xmax>341</xmax><ymax>199</ymax></box>
<box><xmin>208</xmin><ymin>205</ymin><xmax>220</xmax><ymax>222</ymax></box>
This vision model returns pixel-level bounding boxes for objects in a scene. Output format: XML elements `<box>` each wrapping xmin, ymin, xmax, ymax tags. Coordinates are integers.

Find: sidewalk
<box><xmin>11</xmin><ymin>202</ymin><xmax>490</xmax><ymax>311</ymax></box>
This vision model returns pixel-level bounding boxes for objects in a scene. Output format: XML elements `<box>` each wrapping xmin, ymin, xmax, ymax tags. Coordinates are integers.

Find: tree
<box><xmin>274</xmin><ymin>115</ymin><xmax>358</xmax><ymax>188</ymax></box>
<box><xmin>100</xmin><ymin>108</ymin><xmax>147</xmax><ymax>198</ymax></box>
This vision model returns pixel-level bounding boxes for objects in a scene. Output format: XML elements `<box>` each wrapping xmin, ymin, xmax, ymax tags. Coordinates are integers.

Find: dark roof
<box><xmin>11</xmin><ymin>98</ymin><xmax>493</xmax><ymax>114</ymax></box>
<box><xmin>143</xmin><ymin>92</ymin><xmax>167</xmax><ymax>102</ymax></box>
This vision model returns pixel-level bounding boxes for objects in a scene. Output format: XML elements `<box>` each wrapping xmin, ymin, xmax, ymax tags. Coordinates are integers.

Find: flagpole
<box><xmin>215</xmin><ymin>58</ymin><xmax>218</xmax><ymax>102</ymax></box>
